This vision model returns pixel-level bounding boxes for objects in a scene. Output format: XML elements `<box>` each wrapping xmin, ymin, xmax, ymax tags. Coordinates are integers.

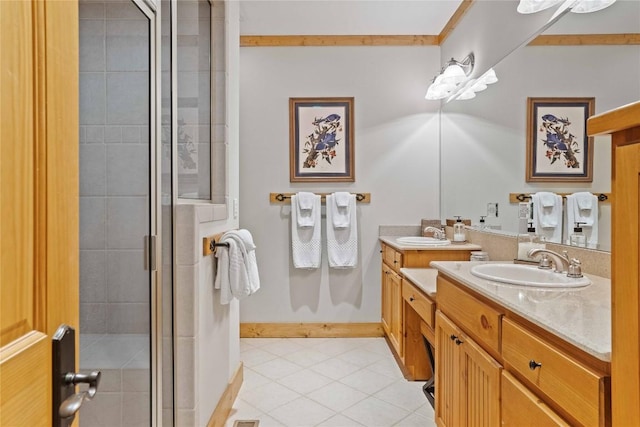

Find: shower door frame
<box><xmin>131</xmin><ymin>0</ymin><xmax>166</xmax><ymax>425</ymax></box>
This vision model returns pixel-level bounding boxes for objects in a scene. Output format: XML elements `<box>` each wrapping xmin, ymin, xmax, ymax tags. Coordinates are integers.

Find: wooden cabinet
<box><xmin>402</xmin><ymin>278</ymin><xmax>435</xmax><ymax>380</ymax></box>
<box><xmin>435</xmin><ymin>272</ymin><xmax>611</xmax><ymax>426</ymax></box>
<box><xmin>381</xmin><ymin>263</ymin><xmax>403</xmax><ymax>356</ymax></box>
<box><xmin>380</xmin><ymin>240</ymin><xmax>475</xmax><ymax>374</ymax></box>
<box><xmin>588</xmin><ymin>100</ymin><xmax>640</xmax><ymax>424</ymax></box>
<box><xmin>435</xmin><ymin>310</ymin><xmax>502</xmax><ymax>427</ymax></box>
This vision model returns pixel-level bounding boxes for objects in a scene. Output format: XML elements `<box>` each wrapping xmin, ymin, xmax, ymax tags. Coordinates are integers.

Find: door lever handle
<box><xmin>59</xmin><ymin>371</ymin><xmax>101</xmax><ymax>419</ymax></box>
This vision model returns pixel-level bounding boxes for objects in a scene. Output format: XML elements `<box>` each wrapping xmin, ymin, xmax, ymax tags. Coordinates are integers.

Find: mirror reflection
<box><xmin>440</xmin><ymin>1</ymin><xmax>640</xmax><ymax>252</ymax></box>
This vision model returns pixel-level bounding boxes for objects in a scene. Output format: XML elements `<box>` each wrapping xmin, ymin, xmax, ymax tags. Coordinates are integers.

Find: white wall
<box><xmin>238</xmin><ymin>46</ymin><xmax>441</xmax><ymax>322</ymax></box>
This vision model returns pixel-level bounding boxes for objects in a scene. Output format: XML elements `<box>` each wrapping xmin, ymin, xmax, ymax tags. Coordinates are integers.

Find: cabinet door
<box><xmin>435</xmin><ymin>311</ymin><xmax>461</xmax><ymax>427</ymax></box>
<box><xmin>389</xmin><ymin>269</ymin><xmax>403</xmax><ymax>357</ymax></box>
<box><xmin>381</xmin><ymin>264</ymin><xmax>392</xmax><ymax>336</ymax></box>
<box><xmin>458</xmin><ymin>331</ymin><xmax>502</xmax><ymax>427</ymax></box>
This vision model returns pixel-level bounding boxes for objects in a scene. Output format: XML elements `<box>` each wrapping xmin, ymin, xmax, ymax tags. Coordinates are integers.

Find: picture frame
<box><xmin>289</xmin><ymin>97</ymin><xmax>355</xmax><ymax>182</ymax></box>
<box><xmin>526</xmin><ymin>97</ymin><xmax>595</xmax><ymax>182</ymax></box>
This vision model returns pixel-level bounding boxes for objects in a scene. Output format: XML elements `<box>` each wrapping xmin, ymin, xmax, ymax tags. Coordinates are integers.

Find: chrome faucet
<box><xmin>424</xmin><ymin>226</ymin><xmax>446</xmax><ymax>240</ymax></box>
<box><xmin>527</xmin><ymin>248</ymin><xmax>583</xmax><ymax>278</ymax></box>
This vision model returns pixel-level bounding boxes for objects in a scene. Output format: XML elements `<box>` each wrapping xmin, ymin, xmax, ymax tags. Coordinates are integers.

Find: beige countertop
<box><xmin>400</xmin><ymin>268</ymin><xmax>437</xmax><ymax>298</ymax></box>
<box><xmin>429</xmin><ymin>260</ymin><xmax>611</xmax><ymax>362</ymax></box>
<box><xmin>379</xmin><ymin>236</ymin><xmax>482</xmax><ymax>252</ymax></box>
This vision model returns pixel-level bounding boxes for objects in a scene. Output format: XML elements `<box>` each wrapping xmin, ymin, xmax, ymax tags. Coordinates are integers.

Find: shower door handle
<box><xmin>52</xmin><ymin>324</ymin><xmax>101</xmax><ymax>426</ymax></box>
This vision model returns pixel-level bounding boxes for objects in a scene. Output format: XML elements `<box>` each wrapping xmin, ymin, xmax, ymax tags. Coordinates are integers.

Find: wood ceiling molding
<box><xmin>438</xmin><ymin>0</ymin><xmax>475</xmax><ymax>45</ymax></box>
<box><xmin>529</xmin><ymin>33</ymin><xmax>640</xmax><ymax>46</ymax></box>
<box><xmin>240</xmin><ymin>35</ymin><xmax>439</xmax><ymax>47</ymax></box>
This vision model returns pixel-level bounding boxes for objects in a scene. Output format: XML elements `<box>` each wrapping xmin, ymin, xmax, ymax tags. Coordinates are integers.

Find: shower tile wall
<box><xmin>79</xmin><ymin>0</ymin><xmax>150</xmax><ymax>335</ymax></box>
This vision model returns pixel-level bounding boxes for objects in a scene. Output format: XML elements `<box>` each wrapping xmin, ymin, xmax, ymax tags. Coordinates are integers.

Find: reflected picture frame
<box><xmin>289</xmin><ymin>97</ymin><xmax>355</xmax><ymax>182</ymax></box>
<box><xmin>526</xmin><ymin>97</ymin><xmax>595</xmax><ymax>182</ymax></box>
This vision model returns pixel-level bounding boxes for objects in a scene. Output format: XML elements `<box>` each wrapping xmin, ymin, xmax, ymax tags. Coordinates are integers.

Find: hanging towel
<box><xmin>565</xmin><ymin>193</ymin><xmax>599</xmax><ymax>247</ymax></box>
<box><xmin>326</xmin><ymin>194</ymin><xmax>358</xmax><ymax>268</ymax></box>
<box><xmin>330</xmin><ymin>191</ymin><xmax>352</xmax><ymax>228</ymax></box>
<box><xmin>295</xmin><ymin>191</ymin><xmax>316</xmax><ymax>227</ymax></box>
<box><xmin>291</xmin><ymin>194</ymin><xmax>322</xmax><ymax>269</ymax></box>
<box><xmin>214</xmin><ymin>229</ymin><xmax>261</xmax><ymax>304</ymax></box>
<box><xmin>532</xmin><ymin>192</ymin><xmax>563</xmax><ymax>243</ymax></box>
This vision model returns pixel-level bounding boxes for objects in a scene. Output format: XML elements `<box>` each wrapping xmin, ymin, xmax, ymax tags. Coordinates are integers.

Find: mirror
<box><xmin>440</xmin><ymin>1</ymin><xmax>640</xmax><ymax>252</ymax></box>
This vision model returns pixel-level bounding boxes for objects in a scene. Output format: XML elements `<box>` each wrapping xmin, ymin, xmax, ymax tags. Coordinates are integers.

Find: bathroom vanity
<box><xmin>430</xmin><ymin>261</ymin><xmax>611</xmax><ymax>426</ymax></box>
<box><xmin>378</xmin><ymin>237</ymin><xmax>481</xmax><ymax>379</ymax></box>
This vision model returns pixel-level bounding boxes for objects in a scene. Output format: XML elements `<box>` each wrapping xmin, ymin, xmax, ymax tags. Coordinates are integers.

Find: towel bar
<box><xmin>269</xmin><ymin>192</ymin><xmax>371</xmax><ymax>204</ymax></box>
<box><xmin>509</xmin><ymin>192</ymin><xmax>611</xmax><ymax>204</ymax></box>
<box><xmin>203</xmin><ymin>232</ymin><xmax>231</xmax><ymax>256</ymax></box>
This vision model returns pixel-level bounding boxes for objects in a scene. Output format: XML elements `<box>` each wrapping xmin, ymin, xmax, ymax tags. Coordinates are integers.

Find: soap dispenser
<box><xmin>517</xmin><ymin>222</ymin><xmax>545</xmax><ymax>261</ymax></box>
<box><xmin>453</xmin><ymin>216</ymin><xmax>466</xmax><ymax>243</ymax></box>
<box><xmin>570</xmin><ymin>222</ymin><xmax>587</xmax><ymax>247</ymax></box>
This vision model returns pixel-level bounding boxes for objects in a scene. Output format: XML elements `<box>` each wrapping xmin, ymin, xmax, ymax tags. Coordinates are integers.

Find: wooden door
<box><xmin>458</xmin><ymin>332</ymin><xmax>502</xmax><ymax>427</ymax></box>
<box><xmin>435</xmin><ymin>311</ymin><xmax>461</xmax><ymax>427</ymax></box>
<box><xmin>0</xmin><ymin>1</ymin><xmax>79</xmax><ymax>425</ymax></box>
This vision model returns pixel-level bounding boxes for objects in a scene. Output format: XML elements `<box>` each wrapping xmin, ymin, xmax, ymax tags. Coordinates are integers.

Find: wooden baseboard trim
<box><xmin>207</xmin><ymin>362</ymin><xmax>243</xmax><ymax>427</ymax></box>
<box><xmin>240</xmin><ymin>322</ymin><xmax>384</xmax><ymax>338</ymax></box>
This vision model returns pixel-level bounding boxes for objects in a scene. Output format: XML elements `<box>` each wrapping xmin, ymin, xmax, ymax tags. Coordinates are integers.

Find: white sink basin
<box><xmin>396</xmin><ymin>236</ymin><xmax>451</xmax><ymax>246</ymax></box>
<box><xmin>470</xmin><ymin>263</ymin><xmax>591</xmax><ymax>288</ymax></box>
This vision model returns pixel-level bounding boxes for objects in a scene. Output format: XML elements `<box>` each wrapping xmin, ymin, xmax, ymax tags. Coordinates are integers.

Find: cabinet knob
<box><xmin>529</xmin><ymin>360</ymin><xmax>542</xmax><ymax>370</ymax></box>
<box><xmin>455</xmin><ymin>338</ymin><xmax>463</xmax><ymax>345</ymax></box>
<box><xmin>393</xmin><ymin>260</ymin><xmax>397</xmax><ymax>264</ymax></box>
<box><xmin>379</xmin><ymin>250</ymin><xmax>382</xmax><ymax>253</ymax></box>
<box><xmin>409</xmin><ymin>296</ymin><xmax>415</xmax><ymax>302</ymax></box>
<box><xmin>450</xmin><ymin>334</ymin><xmax>457</xmax><ymax>341</ymax></box>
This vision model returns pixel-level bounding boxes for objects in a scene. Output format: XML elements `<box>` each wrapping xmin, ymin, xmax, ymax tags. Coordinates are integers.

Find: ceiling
<box><xmin>238</xmin><ymin>0</ymin><xmax>465</xmax><ymax>36</ymax></box>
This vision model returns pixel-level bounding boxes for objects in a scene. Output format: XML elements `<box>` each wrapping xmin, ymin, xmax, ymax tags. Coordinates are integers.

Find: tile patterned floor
<box><xmin>225</xmin><ymin>338</ymin><xmax>437</xmax><ymax>427</ymax></box>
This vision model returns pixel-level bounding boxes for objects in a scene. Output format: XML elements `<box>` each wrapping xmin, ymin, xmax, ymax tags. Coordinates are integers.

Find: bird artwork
<box><xmin>302</xmin><ymin>113</ymin><xmax>342</xmax><ymax>169</ymax></box>
<box><xmin>539</xmin><ymin>113</ymin><xmax>581</xmax><ymax>169</ymax></box>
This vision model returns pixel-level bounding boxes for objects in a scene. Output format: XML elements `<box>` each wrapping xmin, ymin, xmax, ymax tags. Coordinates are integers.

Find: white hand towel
<box><xmin>296</xmin><ymin>192</ymin><xmax>316</xmax><ymax>227</ymax></box>
<box><xmin>291</xmin><ymin>194</ymin><xmax>322</xmax><ymax>269</ymax></box>
<box><xmin>575</xmin><ymin>192</ymin><xmax>594</xmax><ymax>210</ymax></box>
<box><xmin>214</xmin><ymin>229</ymin><xmax>261</xmax><ymax>304</ymax></box>
<box><xmin>330</xmin><ymin>192</ymin><xmax>352</xmax><ymax>228</ymax></box>
<box><xmin>532</xmin><ymin>192</ymin><xmax>563</xmax><ymax>243</ymax></box>
<box><xmin>326</xmin><ymin>194</ymin><xmax>358</xmax><ymax>268</ymax></box>
<box><xmin>565</xmin><ymin>193</ymin><xmax>599</xmax><ymax>247</ymax></box>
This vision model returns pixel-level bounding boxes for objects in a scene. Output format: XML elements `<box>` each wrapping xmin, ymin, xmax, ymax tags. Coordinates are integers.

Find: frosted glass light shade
<box><xmin>457</xmin><ymin>90</ymin><xmax>476</xmax><ymax>100</ymax></box>
<box><xmin>440</xmin><ymin>63</ymin><xmax>466</xmax><ymax>85</ymax></box>
<box><xmin>479</xmin><ymin>68</ymin><xmax>498</xmax><ymax>85</ymax></box>
<box><xmin>571</xmin><ymin>0</ymin><xmax>616</xmax><ymax>13</ymax></box>
<box><xmin>517</xmin><ymin>0</ymin><xmax>564</xmax><ymax>13</ymax></box>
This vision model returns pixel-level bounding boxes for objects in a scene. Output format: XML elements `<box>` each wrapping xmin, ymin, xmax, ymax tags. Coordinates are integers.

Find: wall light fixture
<box><xmin>425</xmin><ymin>53</ymin><xmax>475</xmax><ymax>100</ymax></box>
<box><xmin>517</xmin><ymin>0</ymin><xmax>617</xmax><ymax>14</ymax></box>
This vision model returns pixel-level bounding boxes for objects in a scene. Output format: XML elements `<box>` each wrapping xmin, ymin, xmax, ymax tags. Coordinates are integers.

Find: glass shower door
<box><xmin>78</xmin><ymin>0</ymin><xmax>169</xmax><ymax>425</ymax></box>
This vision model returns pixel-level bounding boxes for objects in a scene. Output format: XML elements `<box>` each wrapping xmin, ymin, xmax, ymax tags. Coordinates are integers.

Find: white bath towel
<box><xmin>214</xmin><ymin>229</ymin><xmax>261</xmax><ymax>304</ymax></box>
<box><xmin>330</xmin><ymin>192</ymin><xmax>352</xmax><ymax>228</ymax></box>
<box><xmin>532</xmin><ymin>192</ymin><xmax>563</xmax><ymax>243</ymax></box>
<box><xmin>566</xmin><ymin>193</ymin><xmax>599</xmax><ymax>247</ymax></box>
<box><xmin>291</xmin><ymin>194</ymin><xmax>322</xmax><ymax>269</ymax></box>
<box><xmin>326</xmin><ymin>194</ymin><xmax>358</xmax><ymax>268</ymax></box>
<box><xmin>295</xmin><ymin>191</ymin><xmax>316</xmax><ymax>227</ymax></box>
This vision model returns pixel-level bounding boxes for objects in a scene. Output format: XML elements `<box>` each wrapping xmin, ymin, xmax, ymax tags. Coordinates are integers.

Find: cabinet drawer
<box><xmin>502</xmin><ymin>318</ymin><xmax>608</xmax><ymax>427</ymax></box>
<box><xmin>502</xmin><ymin>371</ymin><xmax>570</xmax><ymax>426</ymax></box>
<box><xmin>437</xmin><ymin>275</ymin><xmax>502</xmax><ymax>356</ymax></box>
<box><xmin>402</xmin><ymin>279</ymin><xmax>435</xmax><ymax>328</ymax></box>
<box><xmin>382</xmin><ymin>244</ymin><xmax>402</xmax><ymax>271</ymax></box>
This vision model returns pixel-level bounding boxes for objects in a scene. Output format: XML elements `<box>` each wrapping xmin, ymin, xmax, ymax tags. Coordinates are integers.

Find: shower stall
<box><xmin>78</xmin><ymin>0</ymin><xmax>172</xmax><ymax>425</ymax></box>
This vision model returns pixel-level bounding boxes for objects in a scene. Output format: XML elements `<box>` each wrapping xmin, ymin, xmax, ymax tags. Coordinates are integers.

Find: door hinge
<box><xmin>144</xmin><ymin>235</ymin><xmax>157</xmax><ymax>271</ymax></box>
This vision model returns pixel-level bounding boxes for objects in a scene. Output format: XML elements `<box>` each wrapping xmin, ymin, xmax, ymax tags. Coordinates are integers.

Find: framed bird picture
<box><xmin>289</xmin><ymin>97</ymin><xmax>355</xmax><ymax>182</ymax></box>
<box><xmin>526</xmin><ymin>97</ymin><xmax>595</xmax><ymax>182</ymax></box>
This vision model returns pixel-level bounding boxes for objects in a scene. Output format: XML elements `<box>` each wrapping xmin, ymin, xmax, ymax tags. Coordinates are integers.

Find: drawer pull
<box><xmin>409</xmin><ymin>296</ymin><xmax>415</xmax><ymax>302</ymax></box>
<box><xmin>455</xmin><ymin>338</ymin><xmax>463</xmax><ymax>345</ymax></box>
<box><xmin>529</xmin><ymin>360</ymin><xmax>542</xmax><ymax>370</ymax></box>
<box><xmin>450</xmin><ymin>334</ymin><xmax>457</xmax><ymax>341</ymax></box>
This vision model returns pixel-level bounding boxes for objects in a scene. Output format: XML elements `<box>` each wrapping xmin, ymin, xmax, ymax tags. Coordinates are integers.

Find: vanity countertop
<box><xmin>400</xmin><ymin>268</ymin><xmax>437</xmax><ymax>298</ymax></box>
<box><xmin>430</xmin><ymin>260</ymin><xmax>611</xmax><ymax>362</ymax></box>
<box><xmin>379</xmin><ymin>236</ymin><xmax>482</xmax><ymax>251</ymax></box>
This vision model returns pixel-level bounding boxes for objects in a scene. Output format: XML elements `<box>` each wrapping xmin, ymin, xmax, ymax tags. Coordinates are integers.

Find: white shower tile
<box><xmin>107</xmin><ymin>144</ymin><xmax>149</xmax><ymax>196</ymax></box>
<box><xmin>121</xmin><ymin>392</ymin><xmax>150</xmax><ymax>427</ymax></box>
<box><xmin>80</xmin><ymin>250</ymin><xmax>106</xmax><ymax>303</ymax></box>
<box><xmin>106</xmin><ymin>73</ymin><xmax>149</xmax><ymax>125</ymax></box>
<box><xmin>176</xmin><ymin>337</ymin><xmax>196</xmax><ymax>409</ymax></box>
<box><xmin>106</xmin><ymin>303</ymin><xmax>149</xmax><ymax>334</ymax></box>
<box><xmin>106</xmin><ymin>32</ymin><xmax>149</xmax><ymax>72</ymax></box>
<box><xmin>80</xmin><ymin>303</ymin><xmax>107</xmax><ymax>334</ymax></box>
<box><xmin>80</xmin><ymin>197</ymin><xmax>106</xmax><ymax>249</ymax></box>
<box><xmin>106</xmin><ymin>197</ymin><xmax>148</xmax><ymax>250</ymax></box>
<box><xmin>79</xmin><ymin>72</ymin><xmax>106</xmax><ymax>125</ymax></box>
<box><xmin>79</xmin><ymin>391</ymin><xmax>122</xmax><ymax>427</ymax></box>
<box><xmin>80</xmin><ymin>144</ymin><xmax>106</xmax><ymax>196</ymax></box>
<box><xmin>176</xmin><ymin>264</ymin><xmax>198</xmax><ymax>337</ymax></box>
<box><xmin>106</xmin><ymin>250</ymin><xmax>147</xmax><ymax>303</ymax></box>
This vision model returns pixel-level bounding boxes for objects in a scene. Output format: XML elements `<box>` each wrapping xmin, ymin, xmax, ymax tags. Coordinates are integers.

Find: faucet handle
<box><xmin>537</xmin><ymin>253</ymin><xmax>553</xmax><ymax>270</ymax></box>
<box><xmin>568</xmin><ymin>258</ymin><xmax>583</xmax><ymax>278</ymax></box>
